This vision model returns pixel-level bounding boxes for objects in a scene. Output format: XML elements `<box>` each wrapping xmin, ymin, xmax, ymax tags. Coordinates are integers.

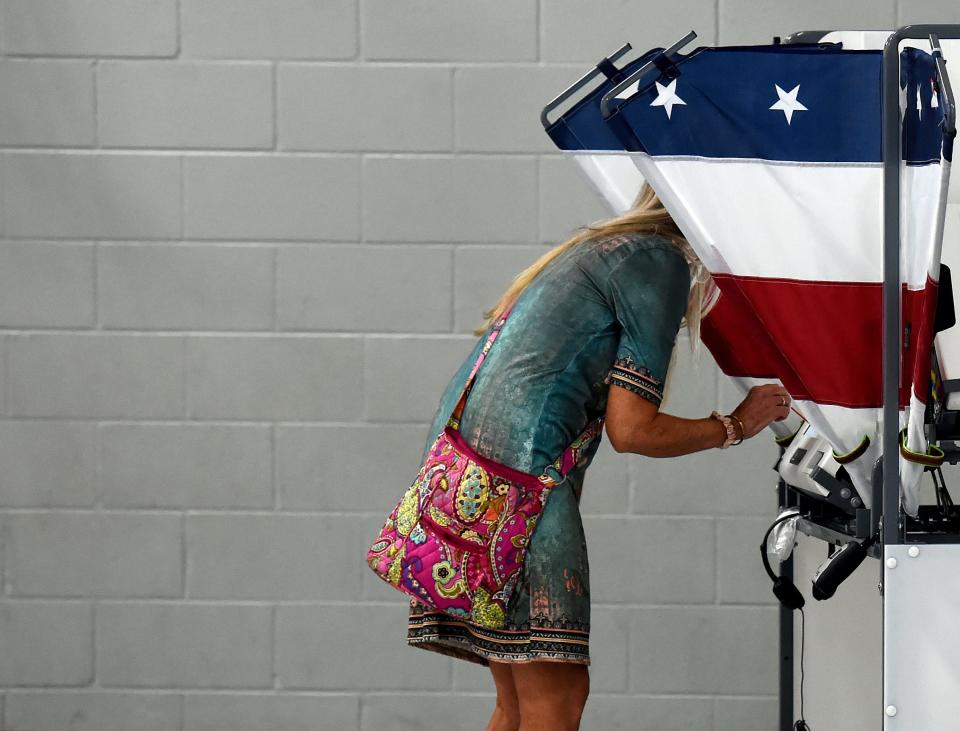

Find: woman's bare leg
<box><xmin>513</xmin><ymin>661</ymin><xmax>589</xmax><ymax>731</ymax></box>
<box><xmin>486</xmin><ymin>660</ymin><xmax>521</xmax><ymax>731</ymax></box>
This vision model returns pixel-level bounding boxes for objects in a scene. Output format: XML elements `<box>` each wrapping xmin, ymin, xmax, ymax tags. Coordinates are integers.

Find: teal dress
<box><xmin>407</xmin><ymin>231</ymin><xmax>692</xmax><ymax>665</ymax></box>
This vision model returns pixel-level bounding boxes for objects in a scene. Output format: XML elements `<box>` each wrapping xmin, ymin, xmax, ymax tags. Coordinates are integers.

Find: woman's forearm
<box><xmin>624</xmin><ymin>410</ymin><xmax>729</xmax><ymax>458</ymax></box>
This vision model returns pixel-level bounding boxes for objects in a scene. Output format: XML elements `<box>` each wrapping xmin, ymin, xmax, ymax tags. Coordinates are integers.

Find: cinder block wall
<box><xmin>0</xmin><ymin>2</ymin><xmax>957</xmax><ymax>730</ymax></box>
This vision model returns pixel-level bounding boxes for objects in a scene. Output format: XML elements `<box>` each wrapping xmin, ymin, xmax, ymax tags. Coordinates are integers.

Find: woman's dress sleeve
<box><xmin>602</xmin><ymin>245</ymin><xmax>692</xmax><ymax>408</ymax></box>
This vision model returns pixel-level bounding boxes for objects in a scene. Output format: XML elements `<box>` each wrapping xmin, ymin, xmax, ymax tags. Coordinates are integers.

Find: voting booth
<box><xmin>542</xmin><ymin>24</ymin><xmax>959</xmax><ymax>730</ymax></box>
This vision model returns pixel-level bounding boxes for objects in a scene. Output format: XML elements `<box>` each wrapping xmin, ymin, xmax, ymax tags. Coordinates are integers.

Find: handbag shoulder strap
<box><xmin>446</xmin><ymin>307</ymin><xmax>513</xmax><ymax>431</ymax></box>
<box><xmin>445</xmin><ymin>304</ymin><xmax>606</xmax><ymax>486</ymax></box>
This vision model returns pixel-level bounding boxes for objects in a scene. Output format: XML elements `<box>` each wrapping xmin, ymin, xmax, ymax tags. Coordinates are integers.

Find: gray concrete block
<box><xmin>97</xmin><ymin>602</ymin><xmax>272</xmax><ymax>688</ymax></box>
<box><xmin>659</xmin><ymin>333</ymin><xmax>719</xmax><ymax>417</ymax></box>
<box><xmin>716</xmin><ymin>517</ymin><xmax>778</xmax><ymax>605</ymax></box>
<box><xmin>184</xmin><ymin>693</ymin><xmax>359</xmax><ymax>731</ymax></box>
<box><xmin>364</xmin><ymin>156</ymin><xmax>538</xmax><ymax>243</ymax></box>
<box><xmin>183</xmin><ymin>155</ymin><xmax>359</xmax><ymax>241</ymax></box>
<box><xmin>714</xmin><ymin>696</ymin><xmax>778</xmax><ymax>731</ymax></box>
<box><xmin>98</xmin><ymin>243</ymin><xmax>273</xmax><ymax>330</ymax></box>
<box><xmin>7</xmin><ymin>333</ymin><xmax>184</xmax><ymax>418</ymax></box>
<box><xmin>629</xmin><ymin>606</ymin><xmax>778</xmax><ymax>694</ymax></box>
<box><xmin>578</xmin><ymin>436</ymin><xmax>630</xmax><ymax>515</ymax></box>
<box><xmin>278</xmin><ymin>65</ymin><xmax>453</xmax><ymax>152</ymax></box>
<box><xmin>587</xmin><ymin>606</ymin><xmax>630</xmax><ymax>692</ymax></box>
<box><xmin>100</xmin><ymin>423</ymin><xmax>272</xmax><ymax>509</ymax></box>
<box><xmin>583</xmin><ymin>517</ymin><xmax>714</xmax><ymax>604</ymax></box>
<box><xmin>946</xmin><ymin>202</ymin><xmax>959</xmax><ymax>241</ymax></box>
<box><xmin>450</xmin><ymin>655</ymin><xmax>493</xmax><ymax>690</ymax></box>
<box><xmin>362</xmin><ymin>0</ymin><xmax>537</xmax><ymax>61</ymax></box>
<box><xmin>538</xmin><ymin>155</ymin><xmax>614</xmax><ymax>244</ymax></box>
<box><xmin>98</xmin><ymin>61</ymin><xmax>273</xmax><ymax>149</ymax></box>
<box><xmin>452</xmin><ymin>245</ymin><xmax>548</xmax><ymax>334</ymax></box>
<box><xmin>0</xmin><ymin>242</ymin><xmax>94</xmax><ymax>327</ymax></box>
<box><xmin>276</xmin><ymin>244</ymin><xmax>453</xmax><ymax>333</ymax></box>
<box><xmin>580</xmin><ymin>696</ymin><xmax>713</xmax><ymax>731</ymax></box>
<box><xmin>361</xmin><ymin>693</ymin><xmax>494</xmax><ymax>730</ymax></box>
<box><xmin>0</xmin><ymin>601</ymin><xmax>93</xmax><ymax>685</ymax></box>
<box><xmin>187</xmin><ymin>335</ymin><xmax>362</xmax><ymax>420</ymax></box>
<box><xmin>899</xmin><ymin>0</ymin><xmax>960</xmax><ymax>23</ymax></box>
<box><xmin>456</xmin><ymin>65</ymin><xmax>583</xmax><ymax>153</ymax></box>
<box><xmin>275</xmin><ymin>604</ymin><xmax>452</xmax><ymax>690</ymax></box>
<box><xmin>0</xmin><ymin>60</ymin><xmax>95</xmax><ymax>145</ymax></box>
<box><xmin>186</xmin><ymin>514</ymin><xmax>365</xmax><ymax>600</ymax></box>
<box><xmin>0</xmin><ymin>421</ymin><xmax>97</xmax><ymax>507</ymax></box>
<box><xmin>0</xmin><ymin>0</ymin><xmax>177</xmax><ymax>56</ymax></box>
<box><xmin>364</xmin><ymin>335</ymin><xmax>476</xmax><ymax>421</ymax></box>
<box><xmin>630</xmin><ymin>442</ymin><xmax>780</xmax><ymax>517</ymax></box>
<box><xmin>541</xmin><ymin>0</ymin><xmax>717</xmax><ymax>62</ymax></box>
<box><xmin>276</xmin><ymin>424</ymin><xmax>426</xmax><ymax>510</ymax></box>
<box><xmin>789</xmin><ymin>533</ymin><xmax>881</xmax><ymax>731</ymax></box>
<box><xmin>7</xmin><ymin>512</ymin><xmax>181</xmax><ymax>598</ymax></box>
<box><xmin>181</xmin><ymin>0</ymin><xmax>356</xmax><ymax>60</ymax></box>
<box><xmin>718</xmin><ymin>0</ymin><xmax>895</xmax><ymax>46</ymax></box>
<box><xmin>630</xmin><ymin>361</ymin><xmax>782</xmax><ymax>516</ymax></box>
<box><xmin>4</xmin><ymin>153</ymin><xmax>180</xmax><ymax>239</ymax></box>
<box><xmin>4</xmin><ymin>691</ymin><xmax>180</xmax><ymax>731</ymax></box>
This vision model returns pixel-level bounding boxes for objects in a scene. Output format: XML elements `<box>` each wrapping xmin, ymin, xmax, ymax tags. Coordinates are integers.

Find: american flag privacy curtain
<box><xmin>546</xmin><ymin>39</ymin><xmax>953</xmax><ymax>517</ymax></box>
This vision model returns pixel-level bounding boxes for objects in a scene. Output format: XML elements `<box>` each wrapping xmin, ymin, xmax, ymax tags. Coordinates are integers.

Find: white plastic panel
<box><xmin>883</xmin><ymin>543</ymin><xmax>960</xmax><ymax>729</ymax></box>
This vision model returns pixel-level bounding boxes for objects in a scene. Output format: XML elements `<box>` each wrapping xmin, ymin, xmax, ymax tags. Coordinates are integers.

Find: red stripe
<box><xmin>701</xmin><ymin>274</ymin><xmax>937</xmax><ymax>409</ymax></box>
<box><xmin>907</xmin><ymin>275</ymin><xmax>938</xmax><ymax>404</ymax></box>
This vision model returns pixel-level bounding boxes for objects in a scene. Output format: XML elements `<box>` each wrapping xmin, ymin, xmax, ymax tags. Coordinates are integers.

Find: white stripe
<box><xmin>567</xmin><ymin>152</ymin><xmax>645</xmax><ymax>215</ymax></box>
<box><xmin>566</xmin><ymin>150</ymin><xmax>946</xmax><ymax>287</ymax></box>
<box><xmin>632</xmin><ymin>154</ymin><xmax>885</xmax><ymax>280</ymax></box>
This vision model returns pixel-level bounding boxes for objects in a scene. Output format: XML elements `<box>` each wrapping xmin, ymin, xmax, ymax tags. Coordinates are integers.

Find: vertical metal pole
<box><xmin>881</xmin><ymin>31</ymin><xmax>905</xmax><ymax>551</ymax></box>
<box><xmin>777</xmin><ymin>477</ymin><xmax>794</xmax><ymax>731</ymax></box>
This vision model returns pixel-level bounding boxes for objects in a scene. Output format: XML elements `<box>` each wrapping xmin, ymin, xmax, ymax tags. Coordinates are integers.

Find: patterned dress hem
<box><xmin>407</xmin><ymin>604</ymin><xmax>591</xmax><ymax>666</ymax></box>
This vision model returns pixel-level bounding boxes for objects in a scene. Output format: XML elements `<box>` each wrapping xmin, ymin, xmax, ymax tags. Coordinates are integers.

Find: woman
<box><xmin>405</xmin><ymin>181</ymin><xmax>791</xmax><ymax>731</ymax></box>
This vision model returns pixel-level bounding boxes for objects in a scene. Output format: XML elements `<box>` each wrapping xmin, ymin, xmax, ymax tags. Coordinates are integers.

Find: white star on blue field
<box><xmin>649</xmin><ymin>78</ymin><xmax>687</xmax><ymax>119</ymax></box>
<box><xmin>769</xmin><ymin>84</ymin><xmax>808</xmax><ymax>125</ymax></box>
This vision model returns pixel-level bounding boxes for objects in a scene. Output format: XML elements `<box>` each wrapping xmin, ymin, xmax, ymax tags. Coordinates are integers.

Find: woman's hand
<box><xmin>731</xmin><ymin>384</ymin><xmax>792</xmax><ymax>440</ymax></box>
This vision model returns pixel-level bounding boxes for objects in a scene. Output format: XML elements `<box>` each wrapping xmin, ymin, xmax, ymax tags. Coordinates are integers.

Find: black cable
<box><xmin>793</xmin><ymin>607</ymin><xmax>811</xmax><ymax>731</ymax></box>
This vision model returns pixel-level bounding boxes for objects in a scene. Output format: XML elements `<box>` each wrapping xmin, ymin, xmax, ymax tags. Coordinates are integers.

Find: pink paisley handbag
<box><xmin>365</xmin><ymin>306</ymin><xmax>605</xmax><ymax>630</ymax></box>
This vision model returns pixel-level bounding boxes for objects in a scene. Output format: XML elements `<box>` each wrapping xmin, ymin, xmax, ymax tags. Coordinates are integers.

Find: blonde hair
<box><xmin>472</xmin><ymin>181</ymin><xmax>714</xmax><ymax>347</ymax></box>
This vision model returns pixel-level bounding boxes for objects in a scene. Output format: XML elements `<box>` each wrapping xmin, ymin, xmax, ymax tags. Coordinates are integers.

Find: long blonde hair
<box><xmin>472</xmin><ymin>181</ymin><xmax>713</xmax><ymax>346</ymax></box>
